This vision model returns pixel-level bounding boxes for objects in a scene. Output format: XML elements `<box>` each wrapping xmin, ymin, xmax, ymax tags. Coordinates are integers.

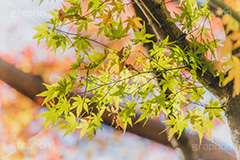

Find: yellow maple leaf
<box><xmin>223</xmin><ymin>56</ymin><xmax>240</xmax><ymax>97</ymax></box>
<box><xmin>219</xmin><ymin>37</ymin><xmax>232</xmax><ymax>59</ymax></box>
<box><xmin>222</xmin><ymin>15</ymin><xmax>239</xmax><ymax>33</ymax></box>
<box><xmin>124</xmin><ymin>16</ymin><xmax>143</xmax><ymax>31</ymax></box>
<box><xmin>205</xmin><ymin>128</ymin><xmax>213</xmax><ymax>142</ymax></box>
<box><xmin>116</xmin><ymin>116</ymin><xmax>125</xmax><ymax>131</ymax></box>
<box><xmin>228</xmin><ymin>31</ymin><xmax>240</xmax><ymax>50</ymax></box>
<box><xmin>97</xmin><ymin>10</ymin><xmax>114</xmax><ymax>28</ymax></box>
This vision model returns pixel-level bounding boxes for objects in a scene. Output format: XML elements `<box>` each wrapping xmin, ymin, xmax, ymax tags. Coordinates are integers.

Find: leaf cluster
<box><xmin>34</xmin><ymin>0</ymin><xmax>225</xmax><ymax>143</ymax></box>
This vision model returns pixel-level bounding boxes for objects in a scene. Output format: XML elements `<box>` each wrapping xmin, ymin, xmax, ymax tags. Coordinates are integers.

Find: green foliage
<box><xmin>34</xmin><ymin>0</ymin><xmax>225</xmax><ymax>143</ymax></box>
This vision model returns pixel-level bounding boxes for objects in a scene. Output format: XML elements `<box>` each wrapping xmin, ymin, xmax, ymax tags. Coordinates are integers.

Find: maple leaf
<box><xmin>222</xmin><ymin>15</ymin><xmax>239</xmax><ymax>33</ymax></box>
<box><xmin>116</xmin><ymin>116</ymin><xmax>125</xmax><ymax>131</ymax></box>
<box><xmin>58</xmin><ymin>9</ymin><xmax>66</xmax><ymax>21</ymax></box>
<box><xmin>228</xmin><ymin>31</ymin><xmax>240</xmax><ymax>50</ymax></box>
<box><xmin>219</xmin><ymin>37</ymin><xmax>232</xmax><ymax>58</ymax></box>
<box><xmin>124</xmin><ymin>16</ymin><xmax>143</xmax><ymax>31</ymax></box>
<box><xmin>223</xmin><ymin>56</ymin><xmax>240</xmax><ymax>97</ymax></box>
<box><xmin>97</xmin><ymin>10</ymin><xmax>114</xmax><ymax>28</ymax></box>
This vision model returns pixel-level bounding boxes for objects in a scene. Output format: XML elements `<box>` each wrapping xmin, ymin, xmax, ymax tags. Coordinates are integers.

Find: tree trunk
<box><xmin>225</xmin><ymin>96</ymin><xmax>240</xmax><ymax>158</ymax></box>
<box><xmin>133</xmin><ymin>0</ymin><xmax>239</xmax><ymax>158</ymax></box>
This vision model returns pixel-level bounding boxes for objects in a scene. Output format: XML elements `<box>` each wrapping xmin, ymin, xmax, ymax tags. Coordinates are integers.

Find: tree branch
<box><xmin>0</xmin><ymin>58</ymin><xmax>46</xmax><ymax>100</ymax></box>
<box><xmin>0</xmin><ymin>58</ymin><xmax>236</xmax><ymax>159</ymax></box>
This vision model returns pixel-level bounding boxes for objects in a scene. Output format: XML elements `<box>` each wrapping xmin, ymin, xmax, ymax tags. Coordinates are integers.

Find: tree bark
<box><xmin>225</xmin><ymin>96</ymin><xmax>240</xmax><ymax>158</ymax></box>
<box><xmin>0</xmin><ymin>59</ymin><xmax>46</xmax><ymax>99</ymax></box>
